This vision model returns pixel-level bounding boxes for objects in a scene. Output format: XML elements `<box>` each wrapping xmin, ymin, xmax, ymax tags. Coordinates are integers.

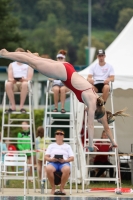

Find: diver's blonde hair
<box><xmin>95</xmin><ymin>97</ymin><xmax>105</xmax><ymax>119</ymax></box>
<box><xmin>106</xmin><ymin>108</ymin><xmax>130</xmax><ymax>124</ymax></box>
<box><xmin>95</xmin><ymin>96</ymin><xmax>130</xmax><ymax>122</ymax></box>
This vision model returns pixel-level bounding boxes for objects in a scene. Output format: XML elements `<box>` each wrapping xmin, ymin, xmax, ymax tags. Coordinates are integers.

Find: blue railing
<box><xmin>0</xmin><ymin>66</ymin><xmax>7</xmax><ymax>72</ymax></box>
<box><xmin>74</xmin><ymin>65</ymin><xmax>87</xmax><ymax>72</ymax></box>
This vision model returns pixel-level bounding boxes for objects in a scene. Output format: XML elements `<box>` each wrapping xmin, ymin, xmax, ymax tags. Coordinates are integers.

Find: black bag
<box><xmin>54</xmin><ymin>171</ymin><xmax>62</xmax><ymax>185</ymax></box>
<box><xmin>120</xmin><ymin>163</ymin><xmax>131</xmax><ymax>180</ymax></box>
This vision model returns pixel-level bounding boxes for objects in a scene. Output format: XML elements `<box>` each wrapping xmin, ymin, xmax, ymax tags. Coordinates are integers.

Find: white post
<box><xmin>33</xmin><ymin>80</ymin><xmax>38</xmax><ymax>109</ymax></box>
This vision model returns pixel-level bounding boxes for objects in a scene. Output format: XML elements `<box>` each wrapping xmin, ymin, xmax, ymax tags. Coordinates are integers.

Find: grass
<box><xmin>5</xmin><ymin>180</ymin><xmax>133</xmax><ymax>190</ymax></box>
<box><xmin>91</xmin><ymin>28</ymin><xmax>118</xmax><ymax>41</ymax></box>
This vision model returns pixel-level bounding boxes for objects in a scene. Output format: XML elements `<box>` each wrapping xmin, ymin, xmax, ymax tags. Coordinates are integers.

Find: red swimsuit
<box><xmin>62</xmin><ymin>62</ymin><xmax>92</xmax><ymax>103</ymax></box>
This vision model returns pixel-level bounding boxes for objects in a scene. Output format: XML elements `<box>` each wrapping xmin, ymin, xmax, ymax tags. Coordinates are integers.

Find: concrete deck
<box><xmin>1</xmin><ymin>188</ymin><xmax>133</xmax><ymax>198</ymax></box>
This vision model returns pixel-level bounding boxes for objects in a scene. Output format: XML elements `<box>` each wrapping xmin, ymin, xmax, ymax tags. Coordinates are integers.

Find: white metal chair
<box><xmin>1</xmin><ymin>153</ymin><xmax>29</xmax><ymax>195</ymax></box>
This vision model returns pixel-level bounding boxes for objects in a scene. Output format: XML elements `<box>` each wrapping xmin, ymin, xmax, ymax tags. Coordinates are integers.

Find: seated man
<box><xmin>5</xmin><ymin>47</ymin><xmax>34</xmax><ymax>113</ymax></box>
<box><xmin>45</xmin><ymin>129</ymin><xmax>74</xmax><ymax>195</ymax></box>
<box><xmin>87</xmin><ymin>49</ymin><xmax>115</xmax><ymax>104</ymax></box>
<box><xmin>93</xmin><ymin>130</ymin><xmax>114</xmax><ymax>179</ymax></box>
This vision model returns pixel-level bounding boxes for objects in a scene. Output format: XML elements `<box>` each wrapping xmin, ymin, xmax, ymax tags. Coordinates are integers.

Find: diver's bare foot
<box><xmin>27</xmin><ymin>50</ymin><xmax>39</xmax><ymax>57</ymax></box>
<box><xmin>27</xmin><ymin>50</ymin><xmax>32</xmax><ymax>54</ymax></box>
<box><xmin>0</xmin><ymin>49</ymin><xmax>8</xmax><ymax>57</ymax></box>
<box><xmin>112</xmin><ymin>143</ymin><xmax>118</xmax><ymax>148</ymax></box>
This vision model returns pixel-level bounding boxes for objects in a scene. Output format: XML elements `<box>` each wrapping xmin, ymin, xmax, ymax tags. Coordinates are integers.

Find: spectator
<box><xmin>0</xmin><ymin>132</ymin><xmax>7</xmax><ymax>162</ymax></box>
<box><xmin>87</xmin><ymin>49</ymin><xmax>115</xmax><ymax>104</ymax></box>
<box><xmin>52</xmin><ymin>49</ymin><xmax>69</xmax><ymax>113</ymax></box>
<box><xmin>93</xmin><ymin>130</ymin><xmax>114</xmax><ymax>179</ymax></box>
<box><xmin>35</xmin><ymin>126</ymin><xmax>50</xmax><ymax>181</ymax></box>
<box><xmin>45</xmin><ymin>129</ymin><xmax>74</xmax><ymax>195</ymax></box>
<box><xmin>5</xmin><ymin>47</ymin><xmax>34</xmax><ymax>113</ymax></box>
<box><xmin>17</xmin><ymin>121</ymin><xmax>33</xmax><ymax>177</ymax></box>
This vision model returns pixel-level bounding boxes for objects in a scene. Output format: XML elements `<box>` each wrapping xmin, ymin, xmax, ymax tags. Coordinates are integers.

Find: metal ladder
<box><xmin>81</xmin><ymin>83</ymin><xmax>121</xmax><ymax>193</ymax></box>
<box><xmin>1</xmin><ymin>80</ymin><xmax>37</xmax><ymax>191</ymax></box>
<box><xmin>40</xmin><ymin>80</ymin><xmax>79</xmax><ymax>194</ymax></box>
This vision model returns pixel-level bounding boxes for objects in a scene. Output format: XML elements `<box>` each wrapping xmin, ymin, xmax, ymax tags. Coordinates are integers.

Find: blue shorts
<box><xmin>48</xmin><ymin>162</ymin><xmax>70</xmax><ymax>171</ymax></box>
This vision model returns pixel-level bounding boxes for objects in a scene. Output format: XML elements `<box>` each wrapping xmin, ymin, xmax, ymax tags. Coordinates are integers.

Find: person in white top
<box><xmin>87</xmin><ymin>49</ymin><xmax>115</xmax><ymax>104</ymax></box>
<box><xmin>51</xmin><ymin>49</ymin><xmax>69</xmax><ymax>113</ymax></box>
<box><xmin>5</xmin><ymin>47</ymin><xmax>34</xmax><ymax>113</ymax></box>
<box><xmin>45</xmin><ymin>129</ymin><xmax>74</xmax><ymax>195</ymax></box>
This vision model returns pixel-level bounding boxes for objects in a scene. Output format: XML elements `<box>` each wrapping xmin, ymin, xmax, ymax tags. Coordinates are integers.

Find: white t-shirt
<box><xmin>45</xmin><ymin>143</ymin><xmax>74</xmax><ymax>160</ymax></box>
<box><xmin>89</xmin><ymin>63</ymin><xmax>115</xmax><ymax>85</ymax></box>
<box><xmin>11</xmin><ymin>61</ymin><xmax>29</xmax><ymax>78</ymax></box>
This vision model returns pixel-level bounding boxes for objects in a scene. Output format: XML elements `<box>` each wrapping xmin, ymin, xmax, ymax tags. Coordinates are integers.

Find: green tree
<box><xmin>115</xmin><ymin>8</ymin><xmax>133</xmax><ymax>32</ymax></box>
<box><xmin>36</xmin><ymin>0</ymin><xmax>65</xmax><ymax>25</ymax></box>
<box><xmin>76</xmin><ymin>35</ymin><xmax>88</xmax><ymax>65</ymax></box>
<box><xmin>92</xmin><ymin>0</ymin><xmax>133</xmax><ymax>29</ymax></box>
<box><xmin>8</xmin><ymin>0</ymin><xmax>133</xmax><ymax>65</ymax></box>
<box><xmin>77</xmin><ymin>35</ymin><xmax>105</xmax><ymax>65</ymax></box>
<box><xmin>12</xmin><ymin>0</ymin><xmax>40</xmax><ymax>29</ymax></box>
<box><xmin>101</xmin><ymin>31</ymin><xmax>118</xmax><ymax>47</ymax></box>
<box><xmin>53</xmin><ymin>28</ymin><xmax>73</xmax><ymax>53</ymax></box>
<box><xmin>30</xmin><ymin>13</ymin><xmax>59</xmax><ymax>57</ymax></box>
<box><xmin>0</xmin><ymin>0</ymin><xmax>23</xmax><ymax>49</ymax></box>
<box><xmin>0</xmin><ymin>0</ymin><xmax>24</xmax><ymax>65</ymax></box>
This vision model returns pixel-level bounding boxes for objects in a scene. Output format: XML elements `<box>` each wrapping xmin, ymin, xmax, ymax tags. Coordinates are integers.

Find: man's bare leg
<box><xmin>60</xmin><ymin>165</ymin><xmax>70</xmax><ymax>194</ymax></box>
<box><xmin>46</xmin><ymin>165</ymin><xmax>56</xmax><ymax>194</ymax></box>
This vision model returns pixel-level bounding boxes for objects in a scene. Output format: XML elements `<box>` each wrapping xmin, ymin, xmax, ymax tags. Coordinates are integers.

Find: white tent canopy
<box><xmin>79</xmin><ymin>17</ymin><xmax>133</xmax><ymax>90</ymax></box>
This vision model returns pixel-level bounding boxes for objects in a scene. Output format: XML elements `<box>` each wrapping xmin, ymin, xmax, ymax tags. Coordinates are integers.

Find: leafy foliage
<box><xmin>116</xmin><ymin>8</ymin><xmax>133</xmax><ymax>32</ymax></box>
<box><xmin>0</xmin><ymin>109</ymin><xmax>44</xmax><ymax>138</ymax></box>
<box><xmin>0</xmin><ymin>0</ymin><xmax>133</xmax><ymax>65</ymax></box>
<box><xmin>92</xmin><ymin>0</ymin><xmax>133</xmax><ymax>29</ymax></box>
<box><xmin>0</xmin><ymin>0</ymin><xmax>24</xmax><ymax>65</ymax></box>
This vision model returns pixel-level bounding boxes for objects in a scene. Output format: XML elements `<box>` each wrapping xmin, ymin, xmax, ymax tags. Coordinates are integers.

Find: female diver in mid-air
<box><xmin>0</xmin><ymin>49</ymin><xmax>129</xmax><ymax>151</ymax></box>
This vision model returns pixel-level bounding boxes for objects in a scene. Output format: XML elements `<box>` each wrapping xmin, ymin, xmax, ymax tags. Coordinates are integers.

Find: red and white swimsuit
<box><xmin>62</xmin><ymin>62</ymin><xmax>93</xmax><ymax>103</ymax></box>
